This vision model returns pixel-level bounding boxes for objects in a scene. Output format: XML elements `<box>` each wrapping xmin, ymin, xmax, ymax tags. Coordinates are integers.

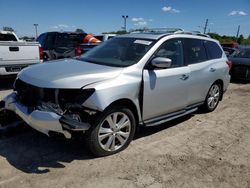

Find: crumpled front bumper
<box><xmin>1</xmin><ymin>92</ymin><xmax>90</xmax><ymax>139</ymax></box>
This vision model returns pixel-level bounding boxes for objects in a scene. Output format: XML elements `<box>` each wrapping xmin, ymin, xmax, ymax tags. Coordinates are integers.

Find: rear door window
<box><xmin>204</xmin><ymin>41</ymin><xmax>223</xmax><ymax>59</ymax></box>
<box><xmin>184</xmin><ymin>38</ymin><xmax>208</xmax><ymax>65</ymax></box>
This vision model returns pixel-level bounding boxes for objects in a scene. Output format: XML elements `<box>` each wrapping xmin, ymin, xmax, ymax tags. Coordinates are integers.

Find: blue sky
<box><xmin>0</xmin><ymin>0</ymin><xmax>249</xmax><ymax>37</ymax></box>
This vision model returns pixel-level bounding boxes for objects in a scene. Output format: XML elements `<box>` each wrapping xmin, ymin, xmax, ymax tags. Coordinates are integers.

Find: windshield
<box><xmin>231</xmin><ymin>48</ymin><xmax>250</xmax><ymax>58</ymax></box>
<box><xmin>80</xmin><ymin>37</ymin><xmax>155</xmax><ymax>67</ymax></box>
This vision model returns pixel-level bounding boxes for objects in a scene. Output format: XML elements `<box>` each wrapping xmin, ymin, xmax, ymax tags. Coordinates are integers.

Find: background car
<box><xmin>223</xmin><ymin>47</ymin><xmax>237</xmax><ymax>57</ymax></box>
<box><xmin>229</xmin><ymin>47</ymin><xmax>250</xmax><ymax>81</ymax></box>
<box><xmin>36</xmin><ymin>32</ymin><xmax>99</xmax><ymax>61</ymax></box>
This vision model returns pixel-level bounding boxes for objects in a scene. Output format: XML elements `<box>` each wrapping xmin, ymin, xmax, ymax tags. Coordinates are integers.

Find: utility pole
<box><xmin>204</xmin><ymin>19</ymin><xmax>208</xmax><ymax>34</ymax></box>
<box><xmin>33</xmin><ymin>24</ymin><xmax>38</xmax><ymax>38</ymax></box>
<box><xmin>122</xmin><ymin>15</ymin><xmax>128</xmax><ymax>32</ymax></box>
<box><xmin>236</xmin><ymin>25</ymin><xmax>240</xmax><ymax>38</ymax></box>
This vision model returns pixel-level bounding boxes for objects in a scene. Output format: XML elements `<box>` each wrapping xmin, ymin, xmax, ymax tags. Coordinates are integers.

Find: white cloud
<box><xmin>162</xmin><ymin>6</ymin><xmax>172</xmax><ymax>12</ymax></box>
<box><xmin>51</xmin><ymin>24</ymin><xmax>76</xmax><ymax>30</ymax></box>
<box><xmin>239</xmin><ymin>11</ymin><xmax>247</xmax><ymax>16</ymax></box>
<box><xmin>58</xmin><ymin>24</ymin><xmax>69</xmax><ymax>28</ymax></box>
<box><xmin>229</xmin><ymin>10</ymin><xmax>247</xmax><ymax>16</ymax></box>
<box><xmin>51</xmin><ymin>26</ymin><xmax>59</xmax><ymax>29</ymax></box>
<box><xmin>131</xmin><ymin>17</ymin><xmax>149</xmax><ymax>26</ymax></box>
<box><xmin>132</xmin><ymin>17</ymin><xmax>144</xmax><ymax>22</ymax></box>
<box><xmin>229</xmin><ymin>10</ymin><xmax>237</xmax><ymax>16</ymax></box>
<box><xmin>162</xmin><ymin>6</ymin><xmax>180</xmax><ymax>13</ymax></box>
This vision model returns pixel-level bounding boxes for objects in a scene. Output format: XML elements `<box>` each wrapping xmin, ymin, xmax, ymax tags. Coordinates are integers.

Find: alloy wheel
<box><xmin>98</xmin><ymin>112</ymin><xmax>131</xmax><ymax>152</ymax></box>
<box><xmin>207</xmin><ymin>84</ymin><xmax>220</xmax><ymax>109</ymax></box>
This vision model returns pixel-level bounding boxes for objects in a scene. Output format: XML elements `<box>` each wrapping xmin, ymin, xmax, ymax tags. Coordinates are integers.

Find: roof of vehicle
<box><xmin>41</xmin><ymin>31</ymin><xmax>86</xmax><ymax>35</ymax></box>
<box><xmin>120</xmin><ymin>33</ymin><xmax>170</xmax><ymax>40</ymax></box>
<box><xmin>0</xmin><ymin>31</ymin><xmax>15</xmax><ymax>35</ymax></box>
<box><xmin>118</xmin><ymin>28</ymin><xmax>213</xmax><ymax>41</ymax></box>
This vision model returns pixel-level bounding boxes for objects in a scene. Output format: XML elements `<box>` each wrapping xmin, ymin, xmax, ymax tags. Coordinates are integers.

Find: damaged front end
<box><xmin>1</xmin><ymin>79</ymin><xmax>98</xmax><ymax>139</ymax></box>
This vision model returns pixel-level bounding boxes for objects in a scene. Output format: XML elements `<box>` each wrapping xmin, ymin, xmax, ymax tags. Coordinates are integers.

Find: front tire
<box><xmin>202</xmin><ymin>83</ymin><xmax>222</xmax><ymax>112</ymax></box>
<box><xmin>86</xmin><ymin>106</ymin><xmax>136</xmax><ymax>157</ymax></box>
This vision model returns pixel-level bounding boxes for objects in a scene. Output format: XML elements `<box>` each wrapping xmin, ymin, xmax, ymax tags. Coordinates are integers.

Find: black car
<box><xmin>223</xmin><ymin>47</ymin><xmax>236</xmax><ymax>57</ymax></box>
<box><xmin>229</xmin><ymin>47</ymin><xmax>250</xmax><ymax>81</ymax></box>
<box><xmin>36</xmin><ymin>32</ymin><xmax>98</xmax><ymax>61</ymax></box>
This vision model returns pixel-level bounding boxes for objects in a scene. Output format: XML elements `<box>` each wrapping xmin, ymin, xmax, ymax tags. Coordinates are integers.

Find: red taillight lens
<box><xmin>39</xmin><ymin>47</ymin><xmax>44</xmax><ymax>61</ymax></box>
<box><xmin>226</xmin><ymin>60</ymin><xmax>232</xmax><ymax>71</ymax></box>
<box><xmin>75</xmin><ymin>45</ymin><xmax>82</xmax><ymax>57</ymax></box>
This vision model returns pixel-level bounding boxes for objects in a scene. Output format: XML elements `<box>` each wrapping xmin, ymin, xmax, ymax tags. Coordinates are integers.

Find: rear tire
<box><xmin>202</xmin><ymin>83</ymin><xmax>222</xmax><ymax>112</ymax></box>
<box><xmin>86</xmin><ymin>106</ymin><xmax>136</xmax><ymax>157</ymax></box>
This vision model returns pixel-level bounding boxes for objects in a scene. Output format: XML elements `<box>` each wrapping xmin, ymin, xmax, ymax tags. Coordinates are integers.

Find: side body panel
<box><xmin>142</xmin><ymin>67</ymin><xmax>190</xmax><ymax>120</ymax></box>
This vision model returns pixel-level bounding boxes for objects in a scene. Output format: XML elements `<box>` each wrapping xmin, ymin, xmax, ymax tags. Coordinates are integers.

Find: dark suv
<box><xmin>37</xmin><ymin>32</ymin><xmax>89</xmax><ymax>61</ymax></box>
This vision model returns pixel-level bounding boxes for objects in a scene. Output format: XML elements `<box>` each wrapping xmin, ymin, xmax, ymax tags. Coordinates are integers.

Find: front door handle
<box><xmin>180</xmin><ymin>74</ymin><xmax>189</xmax><ymax>80</ymax></box>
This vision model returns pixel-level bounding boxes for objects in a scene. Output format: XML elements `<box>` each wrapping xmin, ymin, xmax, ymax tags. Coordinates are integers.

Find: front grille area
<box><xmin>14</xmin><ymin>79</ymin><xmax>86</xmax><ymax>109</ymax></box>
<box><xmin>14</xmin><ymin>79</ymin><xmax>56</xmax><ymax>107</ymax></box>
<box><xmin>231</xmin><ymin>65</ymin><xmax>250</xmax><ymax>80</ymax></box>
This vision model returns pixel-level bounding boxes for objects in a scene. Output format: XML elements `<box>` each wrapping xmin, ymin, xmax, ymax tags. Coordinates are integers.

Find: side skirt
<box><xmin>143</xmin><ymin>102</ymin><xmax>203</xmax><ymax>127</ymax></box>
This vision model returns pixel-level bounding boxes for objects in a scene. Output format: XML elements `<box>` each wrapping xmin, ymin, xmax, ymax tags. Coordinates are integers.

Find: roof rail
<box><xmin>130</xmin><ymin>28</ymin><xmax>184</xmax><ymax>34</ymax></box>
<box><xmin>174</xmin><ymin>30</ymin><xmax>211</xmax><ymax>38</ymax></box>
<box><xmin>130</xmin><ymin>28</ymin><xmax>211</xmax><ymax>38</ymax></box>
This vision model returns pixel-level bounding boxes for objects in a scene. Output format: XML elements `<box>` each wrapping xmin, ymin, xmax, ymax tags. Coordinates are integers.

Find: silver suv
<box><xmin>1</xmin><ymin>31</ymin><xmax>231</xmax><ymax>156</ymax></box>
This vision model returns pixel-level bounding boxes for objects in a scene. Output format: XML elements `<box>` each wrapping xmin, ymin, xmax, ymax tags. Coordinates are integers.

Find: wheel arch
<box><xmin>212</xmin><ymin>79</ymin><xmax>224</xmax><ymax>100</ymax></box>
<box><xmin>105</xmin><ymin>98</ymin><xmax>140</xmax><ymax>127</ymax></box>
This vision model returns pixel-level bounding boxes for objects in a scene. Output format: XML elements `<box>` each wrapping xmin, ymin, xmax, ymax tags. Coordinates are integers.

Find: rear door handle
<box><xmin>210</xmin><ymin>68</ymin><xmax>216</xmax><ymax>72</ymax></box>
<box><xmin>180</xmin><ymin>74</ymin><xmax>189</xmax><ymax>80</ymax></box>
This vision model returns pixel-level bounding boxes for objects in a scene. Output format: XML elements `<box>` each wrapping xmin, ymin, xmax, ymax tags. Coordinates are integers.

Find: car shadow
<box><xmin>0</xmin><ymin>114</ymin><xmax>194</xmax><ymax>174</ymax></box>
<box><xmin>0</xmin><ymin>125</ymin><xmax>93</xmax><ymax>174</ymax></box>
<box><xmin>0</xmin><ymin>77</ymin><xmax>16</xmax><ymax>91</ymax></box>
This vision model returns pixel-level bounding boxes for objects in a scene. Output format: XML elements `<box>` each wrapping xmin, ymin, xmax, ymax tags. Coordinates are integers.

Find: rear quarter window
<box><xmin>0</xmin><ymin>34</ymin><xmax>17</xmax><ymax>41</ymax></box>
<box><xmin>204</xmin><ymin>41</ymin><xmax>223</xmax><ymax>59</ymax></box>
<box><xmin>36</xmin><ymin>33</ymin><xmax>47</xmax><ymax>46</ymax></box>
<box><xmin>55</xmin><ymin>34</ymin><xmax>84</xmax><ymax>47</ymax></box>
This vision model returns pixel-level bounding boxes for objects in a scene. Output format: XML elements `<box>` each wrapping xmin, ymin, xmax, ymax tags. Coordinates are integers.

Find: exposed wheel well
<box><xmin>106</xmin><ymin>99</ymin><xmax>139</xmax><ymax>127</ymax></box>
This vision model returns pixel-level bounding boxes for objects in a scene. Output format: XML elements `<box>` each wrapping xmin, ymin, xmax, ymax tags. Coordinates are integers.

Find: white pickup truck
<box><xmin>0</xmin><ymin>31</ymin><xmax>42</xmax><ymax>76</ymax></box>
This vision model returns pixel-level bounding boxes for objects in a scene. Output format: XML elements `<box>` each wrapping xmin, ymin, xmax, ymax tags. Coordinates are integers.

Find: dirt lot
<box><xmin>0</xmin><ymin>79</ymin><xmax>249</xmax><ymax>188</ymax></box>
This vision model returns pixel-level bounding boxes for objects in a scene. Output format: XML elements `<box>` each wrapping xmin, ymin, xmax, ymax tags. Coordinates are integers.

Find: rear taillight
<box><xmin>75</xmin><ymin>45</ymin><xmax>82</xmax><ymax>57</ymax></box>
<box><xmin>39</xmin><ymin>47</ymin><xmax>44</xmax><ymax>61</ymax></box>
<box><xmin>226</xmin><ymin>60</ymin><xmax>232</xmax><ymax>71</ymax></box>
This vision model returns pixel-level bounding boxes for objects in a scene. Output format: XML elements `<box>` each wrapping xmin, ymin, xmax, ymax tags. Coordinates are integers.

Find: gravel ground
<box><xmin>0</xmin><ymin>79</ymin><xmax>249</xmax><ymax>188</ymax></box>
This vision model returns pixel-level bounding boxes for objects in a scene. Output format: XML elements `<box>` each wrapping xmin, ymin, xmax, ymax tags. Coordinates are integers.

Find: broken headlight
<box><xmin>58</xmin><ymin>88</ymin><xmax>95</xmax><ymax>109</ymax></box>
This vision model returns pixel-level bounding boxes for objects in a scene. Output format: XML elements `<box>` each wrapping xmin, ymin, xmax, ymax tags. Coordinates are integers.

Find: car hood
<box><xmin>229</xmin><ymin>57</ymin><xmax>250</xmax><ymax>66</ymax></box>
<box><xmin>18</xmin><ymin>59</ymin><xmax>123</xmax><ymax>88</ymax></box>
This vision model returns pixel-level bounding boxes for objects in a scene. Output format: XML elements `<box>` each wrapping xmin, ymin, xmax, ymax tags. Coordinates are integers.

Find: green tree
<box><xmin>102</xmin><ymin>30</ymin><xmax>128</xmax><ymax>35</ymax></box>
<box><xmin>3</xmin><ymin>26</ymin><xmax>14</xmax><ymax>32</ymax></box>
<box><xmin>237</xmin><ymin>34</ymin><xmax>244</xmax><ymax>44</ymax></box>
<box><xmin>75</xmin><ymin>28</ymin><xmax>84</xmax><ymax>33</ymax></box>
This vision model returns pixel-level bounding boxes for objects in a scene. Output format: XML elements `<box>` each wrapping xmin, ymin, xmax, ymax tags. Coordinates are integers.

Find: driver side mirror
<box><xmin>151</xmin><ymin>57</ymin><xmax>172</xmax><ymax>69</ymax></box>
